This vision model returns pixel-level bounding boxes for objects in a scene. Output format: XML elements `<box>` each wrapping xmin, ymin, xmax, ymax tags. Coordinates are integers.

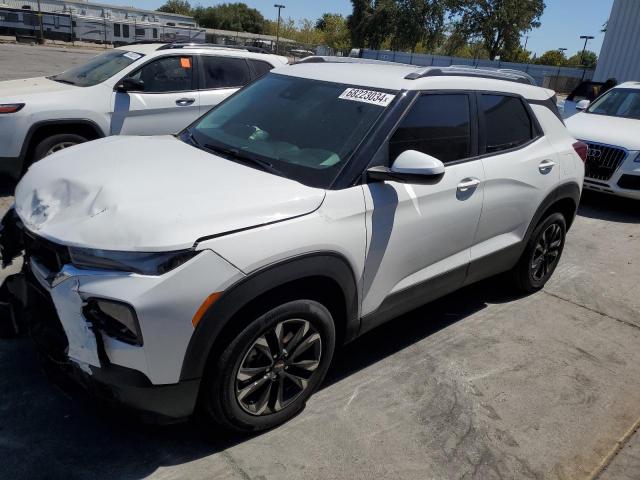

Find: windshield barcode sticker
<box><xmin>339</xmin><ymin>88</ymin><xmax>395</xmax><ymax>107</ymax></box>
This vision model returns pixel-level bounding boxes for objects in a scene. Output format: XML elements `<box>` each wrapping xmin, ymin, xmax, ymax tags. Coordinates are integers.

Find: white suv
<box><xmin>0</xmin><ymin>62</ymin><xmax>585</xmax><ymax>431</ymax></box>
<box><xmin>565</xmin><ymin>82</ymin><xmax>640</xmax><ymax>199</ymax></box>
<box><xmin>0</xmin><ymin>43</ymin><xmax>287</xmax><ymax>179</ymax></box>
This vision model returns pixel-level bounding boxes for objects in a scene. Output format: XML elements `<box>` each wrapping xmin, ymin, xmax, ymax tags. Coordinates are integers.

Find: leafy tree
<box><xmin>347</xmin><ymin>0</ymin><xmax>373</xmax><ymax>47</ymax></box>
<box><xmin>566</xmin><ymin>50</ymin><xmax>598</xmax><ymax>68</ymax></box>
<box><xmin>157</xmin><ymin>0</ymin><xmax>192</xmax><ymax>16</ymax></box>
<box><xmin>391</xmin><ymin>0</ymin><xmax>449</xmax><ymax>52</ymax></box>
<box><xmin>501</xmin><ymin>46</ymin><xmax>531</xmax><ymax>63</ymax></box>
<box><xmin>192</xmin><ymin>3</ymin><xmax>266</xmax><ymax>34</ymax></box>
<box><xmin>535</xmin><ymin>49</ymin><xmax>566</xmax><ymax>66</ymax></box>
<box><xmin>322</xmin><ymin>14</ymin><xmax>351</xmax><ymax>53</ymax></box>
<box><xmin>455</xmin><ymin>0</ymin><xmax>545</xmax><ymax>60</ymax></box>
<box><xmin>366</xmin><ymin>0</ymin><xmax>398</xmax><ymax>50</ymax></box>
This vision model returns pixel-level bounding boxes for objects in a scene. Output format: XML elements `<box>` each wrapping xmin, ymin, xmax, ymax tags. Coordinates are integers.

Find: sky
<box><xmin>97</xmin><ymin>0</ymin><xmax>614</xmax><ymax>56</ymax></box>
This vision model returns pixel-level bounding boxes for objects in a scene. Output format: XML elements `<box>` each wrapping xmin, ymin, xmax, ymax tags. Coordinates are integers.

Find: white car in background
<box><xmin>565</xmin><ymin>82</ymin><xmax>640</xmax><ymax>199</ymax></box>
<box><xmin>0</xmin><ymin>43</ymin><xmax>287</xmax><ymax>179</ymax></box>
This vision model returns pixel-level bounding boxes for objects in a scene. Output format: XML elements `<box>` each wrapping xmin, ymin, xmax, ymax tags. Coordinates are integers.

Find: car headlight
<box><xmin>68</xmin><ymin>247</ymin><xmax>199</xmax><ymax>275</ymax></box>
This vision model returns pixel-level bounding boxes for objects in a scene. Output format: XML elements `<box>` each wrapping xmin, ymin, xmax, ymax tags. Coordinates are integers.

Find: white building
<box><xmin>594</xmin><ymin>0</ymin><xmax>640</xmax><ymax>82</ymax></box>
<box><xmin>0</xmin><ymin>0</ymin><xmax>196</xmax><ymax>27</ymax></box>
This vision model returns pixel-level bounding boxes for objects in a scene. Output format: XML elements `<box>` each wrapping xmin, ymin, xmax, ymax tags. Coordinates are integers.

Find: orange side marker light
<box><xmin>192</xmin><ymin>292</ymin><xmax>222</xmax><ymax>328</ymax></box>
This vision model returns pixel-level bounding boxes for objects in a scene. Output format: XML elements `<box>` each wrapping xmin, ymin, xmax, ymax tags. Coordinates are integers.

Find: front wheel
<box><xmin>511</xmin><ymin>212</ymin><xmax>567</xmax><ymax>293</ymax></box>
<box><xmin>32</xmin><ymin>133</ymin><xmax>88</xmax><ymax>162</ymax></box>
<box><xmin>200</xmin><ymin>300</ymin><xmax>336</xmax><ymax>432</ymax></box>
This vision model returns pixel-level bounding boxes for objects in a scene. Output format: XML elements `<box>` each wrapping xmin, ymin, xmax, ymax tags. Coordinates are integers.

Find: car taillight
<box><xmin>573</xmin><ymin>141</ymin><xmax>588</xmax><ymax>162</ymax></box>
<box><xmin>0</xmin><ymin>103</ymin><xmax>25</xmax><ymax>114</ymax></box>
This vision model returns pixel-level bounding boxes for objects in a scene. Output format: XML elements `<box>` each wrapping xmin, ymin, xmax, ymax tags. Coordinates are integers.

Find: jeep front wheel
<box><xmin>33</xmin><ymin>133</ymin><xmax>88</xmax><ymax>161</ymax></box>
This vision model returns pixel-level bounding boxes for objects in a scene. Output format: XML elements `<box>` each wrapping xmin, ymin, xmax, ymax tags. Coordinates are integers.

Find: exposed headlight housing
<box><xmin>0</xmin><ymin>104</ymin><xmax>25</xmax><ymax>114</ymax></box>
<box><xmin>68</xmin><ymin>247</ymin><xmax>199</xmax><ymax>275</ymax></box>
<box><xmin>84</xmin><ymin>298</ymin><xmax>142</xmax><ymax>345</ymax></box>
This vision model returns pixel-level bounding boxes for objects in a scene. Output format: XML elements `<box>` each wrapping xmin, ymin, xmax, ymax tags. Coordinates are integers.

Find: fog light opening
<box><xmin>84</xmin><ymin>298</ymin><xmax>143</xmax><ymax>346</ymax></box>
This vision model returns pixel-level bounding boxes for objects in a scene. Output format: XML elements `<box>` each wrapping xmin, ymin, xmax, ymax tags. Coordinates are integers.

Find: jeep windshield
<box><xmin>49</xmin><ymin>50</ymin><xmax>144</xmax><ymax>87</ymax></box>
<box><xmin>587</xmin><ymin>88</ymin><xmax>640</xmax><ymax>120</ymax></box>
<box><xmin>183</xmin><ymin>73</ymin><xmax>398</xmax><ymax>189</ymax></box>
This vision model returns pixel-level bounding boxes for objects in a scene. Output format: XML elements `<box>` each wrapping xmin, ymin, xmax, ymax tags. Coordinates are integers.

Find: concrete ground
<box><xmin>1</xmin><ymin>43</ymin><xmax>639</xmax><ymax>480</ymax></box>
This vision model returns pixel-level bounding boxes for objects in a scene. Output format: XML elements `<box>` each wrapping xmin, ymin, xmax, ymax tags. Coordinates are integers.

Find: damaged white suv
<box><xmin>0</xmin><ymin>62</ymin><xmax>584</xmax><ymax>431</ymax></box>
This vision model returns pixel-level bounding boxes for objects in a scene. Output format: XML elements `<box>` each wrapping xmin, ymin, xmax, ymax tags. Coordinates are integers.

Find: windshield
<box><xmin>184</xmin><ymin>73</ymin><xmax>397</xmax><ymax>188</ymax></box>
<box><xmin>49</xmin><ymin>50</ymin><xmax>144</xmax><ymax>87</ymax></box>
<box><xmin>587</xmin><ymin>88</ymin><xmax>640</xmax><ymax>120</ymax></box>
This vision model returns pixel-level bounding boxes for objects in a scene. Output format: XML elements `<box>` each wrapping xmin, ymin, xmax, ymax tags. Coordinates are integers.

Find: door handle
<box><xmin>538</xmin><ymin>159</ymin><xmax>555</xmax><ymax>174</ymax></box>
<box><xmin>176</xmin><ymin>98</ymin><xmax>195</xmax><ymax>106</ymax></box>
<box><xmin>457</xmin><ymin>178</ymin><xmax>481</xmax><ymax>192</ymax></box>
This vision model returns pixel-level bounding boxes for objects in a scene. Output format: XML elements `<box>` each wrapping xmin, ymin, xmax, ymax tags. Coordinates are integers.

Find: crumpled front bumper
<box><xmin>0</xmin><ymin>207</ymin><xmax>244</xmax><ymax>421</ymax></box>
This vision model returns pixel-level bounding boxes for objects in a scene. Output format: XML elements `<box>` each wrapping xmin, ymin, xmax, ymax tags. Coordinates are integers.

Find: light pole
<box><xmin>36</xmin><ymin>0</ymin><xmax>44</xmax><ymax>43</ymax></box>
<box><xmin>274</xmin><ymin>4</ymin><xmax>285</xmax><ymax>55</ymax></box>
<box><xmin>579</xmin><ymin>35</ymin><xmax>594</xmax><ymax>80</ymax></box>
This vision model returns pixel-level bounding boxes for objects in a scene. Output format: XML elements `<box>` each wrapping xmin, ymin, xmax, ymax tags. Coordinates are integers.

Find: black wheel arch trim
<box><xmin>179</xmin><ymin>251</ymin><xmax>360</xmax><ymax>382</ymax></box>
<box><xmin>18</xmin><ymin>118</ymin><xmax>106</xmax><ymax>172</ymax></box>
<box><xmin>523</xmin><ymin>181</ymin><xmax>581</xmax><ymax>246</ymax></box>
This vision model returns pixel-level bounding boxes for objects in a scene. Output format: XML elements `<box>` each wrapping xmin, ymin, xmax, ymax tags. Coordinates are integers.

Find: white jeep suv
<box><xmin>0</xmin><ymin>43</ymin><xmax>287</xmax><ymax>179</ymax></box>
<box><xmin>0</xmin><ymin>62</ymin><xmax>585</xmax><ymax>432</ymax></box>
<box><xmin>565</xmin><ymin>82</ymin><xmax>640</xmax><ymax>199</ymax></box>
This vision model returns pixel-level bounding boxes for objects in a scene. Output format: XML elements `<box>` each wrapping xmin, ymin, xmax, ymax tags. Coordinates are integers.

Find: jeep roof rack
<box><xmin>157</xmin><ymin>42</ymin><xmax>271</xmax><ymax>54</ymax></box>
<box><xmin>295</xmin><ymin>55</ymin><xmax>412</xmax><ymax>66</ymax></box>
<box><xmin>405</xmin><ymin>65</ymin><xmax>536</xmax><ymax>85</ymax></box>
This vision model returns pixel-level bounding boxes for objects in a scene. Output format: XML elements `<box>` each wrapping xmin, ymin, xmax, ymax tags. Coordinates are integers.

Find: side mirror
<box><xmin>367</xmin><ymin>150</ymin><xmax>445</xmax><ymax>184</ymax></box>
<box><xmin>116</xmin><ymin>77</ymin><xmax>144</xmax><ymax>93</ymax></box>
<box><xmin>576</xmin><ymin>99</ymin><xmax>591</xmax><ymax>111</ymax></box>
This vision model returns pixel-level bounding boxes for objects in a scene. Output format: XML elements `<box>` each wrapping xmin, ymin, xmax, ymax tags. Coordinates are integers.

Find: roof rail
<box><xmin>295</xmin><ymin>55</ymin><xmax>412</xmax><ymax>66</ymax></box>
<box><xmin>405</xmin><ymin>65</ymin><xmax>536</xmax><ymax>85</ymax></box>
<box><xmin>157</xmin><ymin>42</ymin><xmax>271</xmax><ymax>54</ymax></box>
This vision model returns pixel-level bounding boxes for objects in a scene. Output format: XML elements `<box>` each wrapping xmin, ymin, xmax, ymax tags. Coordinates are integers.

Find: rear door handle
<box><xmin>176</xmin><ymin>98</ymin><xmax>195</xmax><ymax>106</ymax></box>
<box><xmin>457</xmin><ymin>178</ymin><xmax>481</xmax><ymax>192</ymax></box>
<box><xmin>538</xmin><ymin>159</ymin><xmax>555</xmax><ymax>174</ymax></box>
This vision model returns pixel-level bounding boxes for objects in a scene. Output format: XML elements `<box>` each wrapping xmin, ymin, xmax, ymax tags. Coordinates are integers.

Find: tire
<box><xmin>200</xmin><ymin>300</ymin><xmax>336</xmax><ymax>433</ymax></box>
<box><xmin>32</xmin><ymin>133</ymin><xmax>88</xmax><ymax>162</ymax></box>
<box><xmin>511</xmin><ymin>212</ymin><xmax>567</xmax><ymax>293</ymax></box>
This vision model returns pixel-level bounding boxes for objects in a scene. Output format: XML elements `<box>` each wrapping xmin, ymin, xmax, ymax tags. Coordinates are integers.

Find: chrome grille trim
<box><xmin>582</xmin><ymin>141</ymin><xmax>628</xmax><ymax>182</ymax></box>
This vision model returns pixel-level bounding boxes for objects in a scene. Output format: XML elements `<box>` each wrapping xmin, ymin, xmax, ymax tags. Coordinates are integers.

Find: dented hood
<box><xmin>15</xmin><ymin>136</ymin><xmax>326</xmax><ymax>251</ymax></box>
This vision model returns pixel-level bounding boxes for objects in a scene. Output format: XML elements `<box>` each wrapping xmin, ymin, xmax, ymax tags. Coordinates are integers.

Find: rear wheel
<box><xmin>511</xmin><ymin>212</ymin><xmax>567</xmax><ymax>293</ymax></box>
<box><xmin>32</xmin><ymin>133</ymin><xmax>88</xmax><ymax>162</ymax></box>
<box><xmin>201</xmin><ymin>300</ymin><xmax>335</xmax><ymax>432</ymax></box>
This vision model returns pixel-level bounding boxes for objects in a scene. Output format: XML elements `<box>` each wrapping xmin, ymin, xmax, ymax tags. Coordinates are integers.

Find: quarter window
<box><xmin>201</xmin><ymin>56</ymin><xmax>251</xmax><ymax>89</ymax></box>
<box><xmin>390</xmin><ymin>94</ymin><xmax>471</xmax><ymax>163</ymax></box>
<box><xmin>128</xmin><ymin>56</ymin><xmax>194</xmax><ymax>93</ymax></box>
<box><xmin>249</xmin><ymin>59</ymin><xmax>273</xmax><ymax>79</ymax></box>
<box><xmin>480</xmin><ymin>94</ymin><xmax>533</xmax><ymax>153</ymax></box>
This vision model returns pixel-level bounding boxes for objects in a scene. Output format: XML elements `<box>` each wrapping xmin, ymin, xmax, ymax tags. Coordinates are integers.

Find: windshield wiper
<box><xmin>204</xmin><ymin>143</ymin><xmax>282</xmax><ymax>175</ymax></box>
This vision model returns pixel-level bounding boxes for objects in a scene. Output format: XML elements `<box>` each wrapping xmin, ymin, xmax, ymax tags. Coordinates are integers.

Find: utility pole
<box><xmin>579</xmin><ymin>35</ymin><xmax>594</xmax><ymax>80</ymax></box>
<box><xmin>274</xmin><ymin>4</ymin><xmax>285</xmax><ymax>55</ymax></box>
<box><xmin>36</xmin><ymin>0</ymin><xmax>44</xmax><ymax>43</ymax></box>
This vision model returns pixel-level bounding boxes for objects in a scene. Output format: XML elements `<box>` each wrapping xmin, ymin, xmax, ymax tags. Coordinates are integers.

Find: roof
<box><xmin>615</xmin><ymin>81</ymin><xmax>640</xmax><ymax>90</ymax></box>
<box><xmin>60</xmin><ymin>0</ymin><xmax>194</xmax><ymax>19</ymax></box>
<box><xmin>116</xmin><ymin>43</ymin><xmax>288</xmax><ymax>64</ymax></box>
<box><xmin>274</xmin><ymin>63</ymin><xmax>555</xmax><ymax>100</ymax></box>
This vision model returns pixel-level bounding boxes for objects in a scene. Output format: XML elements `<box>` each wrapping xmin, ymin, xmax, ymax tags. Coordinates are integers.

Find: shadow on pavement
<box><xmin>578</xmin><ymin>190</ymin><xmax>640</xmax><ymax>224</ymax></box>
<box><xmin>0</xmin><ymin>279</ymin><xmax>520</xmax><ymax>480</ymax></box>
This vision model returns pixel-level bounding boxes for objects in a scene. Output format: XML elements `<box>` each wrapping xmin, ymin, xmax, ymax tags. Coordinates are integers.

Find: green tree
<box><xmin>455</xmin><ymin>0</ymin><xmax>545</xmax><ymax>60</ymax></box>
<box><xmin>566</xmin><ymin>50</ymin><xmax>598</xmax><ymax>68</ymax></box>
<box><xmin>347</xmin><ymin>0</ymin><xmax>373</xmax><ymax>48</ymax></box>
<box><xmin>157</xmin><ymin>0</ymin><xmax>192</xmax><ymax>16</ymax></box>
<box><xmin>535</xmin><ymin>49</ymin><xmax>566</xmax><ymax>66</ymax></box>
<box><xmin>322</xmin><ymin>14</ymin><xmax>351</xmax><ymax>52</ymax></box>
<box><xmin>391</xmin><ymin>0</ymin><xmax>449</xmax><ymax>52</ymax></box>
<box><xmin>366</xmin><ymin>0</ymin><xmax>398</xmax><ymax>50</ymax></box>
<box><xmin>192</xmin><ymin>3</ymin><xmax>266</xmax><ymax>34</ymax></box>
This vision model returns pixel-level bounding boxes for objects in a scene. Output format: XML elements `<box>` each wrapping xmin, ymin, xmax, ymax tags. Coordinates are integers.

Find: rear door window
<box><xmin>480</xmin><ymin>94</ymin><xmax>534</xmax><ymax>153</ymax></box>
<box><xmin>200</xmin><ymin>56</ymin><xmax>251</xmax><ymax>89</ymax></box>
